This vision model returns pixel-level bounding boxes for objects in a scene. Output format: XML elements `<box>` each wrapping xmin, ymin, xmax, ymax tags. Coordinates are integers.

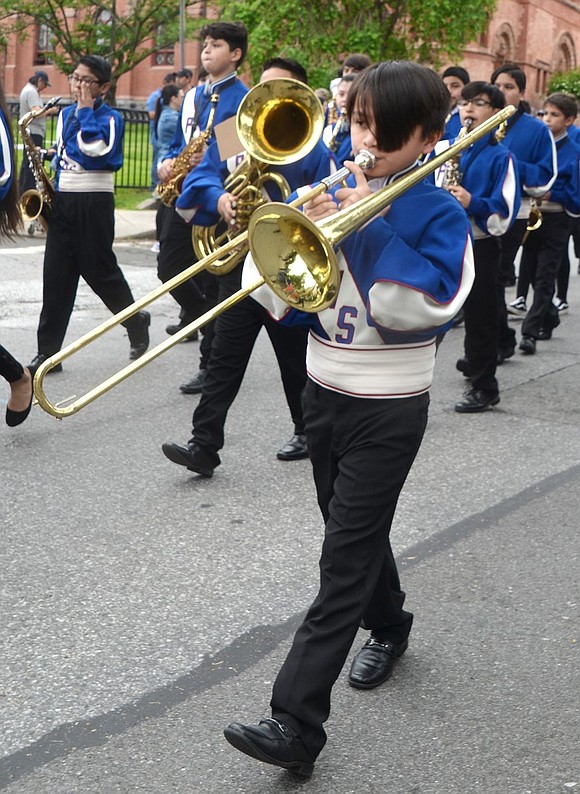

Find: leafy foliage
<box><xmin>0</xmin><ymin>0</ymin><xmax>207</xmax><ymax>101</ymax></box>
<box><xmin>215</xmin><ymin>0</ymin><xmax>498</xmax><ymax>88</ymax></box>
<box><xmin>548</xmin><ymin>70</ymin><xmax>580</xmax><ymax>99</ymax></box>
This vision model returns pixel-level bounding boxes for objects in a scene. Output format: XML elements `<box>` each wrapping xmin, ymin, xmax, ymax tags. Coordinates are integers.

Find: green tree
<box><xmin>214</xmin><ymin>0</ymin><xmax>497</xmax><ymax>87</ymax></box>
<box><xmin>0</xmin><ymin>0</ymin><xmax>205</xmax><ymax>102</ymax></box>
<box><xmin>548</xmin><ymin>70</ymin><xmax>580</xmax><ymax>99</ymax></box>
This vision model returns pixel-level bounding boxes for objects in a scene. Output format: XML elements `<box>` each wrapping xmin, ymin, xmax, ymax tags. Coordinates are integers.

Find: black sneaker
<box><xmin>128</xmin><ymin>311</ymin><xmax>150</xmax><ymax>360</ymax></box>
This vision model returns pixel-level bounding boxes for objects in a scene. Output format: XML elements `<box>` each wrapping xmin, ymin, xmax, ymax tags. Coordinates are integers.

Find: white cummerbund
<box><xmin>58</xmin><ymin>171</ymin><xmax>115</xmax><ymax>193</ymax></box>
<box><xmin>306</xmin><ymin>332</ymin><xmax>437</xmax><ymax>399</ymax></box>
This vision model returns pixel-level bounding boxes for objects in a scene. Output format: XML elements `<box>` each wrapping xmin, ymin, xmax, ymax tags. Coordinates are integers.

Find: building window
<box><xmin>34</xmin><ymin>23</ymin><xmax>54</xmax><ymax>66</ymax></box>
<box><xmin>154</xmin><ymin>26</ymin><xmax>175</xmax><ymax>66</ymax></box>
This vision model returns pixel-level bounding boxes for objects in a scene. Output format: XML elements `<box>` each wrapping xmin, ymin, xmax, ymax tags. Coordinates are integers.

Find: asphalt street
<box><xmin>0</xmin><ymin>231</ymin><xmax>578</xmax><ymax>793</ymax></box>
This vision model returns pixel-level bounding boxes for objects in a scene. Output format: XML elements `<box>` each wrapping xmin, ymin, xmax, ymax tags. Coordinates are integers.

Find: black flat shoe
<box><xmin>128</xmin><ymin>311</ymin><xmax>150</xmax><ymax>360</ymax></box>
<box><xmin>179</xmin><ymin>369</ymin><xmax>207</xmax><ymax>394</ymax></box>
<box><xmin>166</xmin><ymin>318</ymin><xmax>198</xmax><ymax>341</ymax></box>
<box><xmin>455</xmin><ymin>357</ymin><xmax>472</xmax><ymax>377</ymax></box>
<box><xmin>6</xmin><ymin>369</ymin><xmax>33</xmax><ymax>427</ymax></box>
<box><xmin>454</xmin><ymin>388</ymin><xmax>500</xmax><ymax>413</ymax></box>
<box><xmin>519</xmin><ymin>335</ymin><xmax>536</xmax><ymax>355</ymax></box>
<box><xmin>29</xmin><ymin>353</ymin><xmax>63</xmax><ymax>375</ymax></box>
<box><xmin>224</xmin><ymin>718</ymin><xmax>314</xmax><ymax>777</ymax></box>
<box><xmin>537</xmin><ymin>328</ymin><xmax>552</xmax><ymax>341</ymax></box>
<box><xmin>276</xmin><ymin>434</ymin><xmax>308</xmax><ymax>461</ymax></box>
<box><xmin>348</xmin><ymin>637</ymin><xmax>408</xmax><ymax>690</ymax></box>
<box><xmin>161</xmin><ymin>441</ymin><xmax>220</xmax><ymax>477</ymax></box>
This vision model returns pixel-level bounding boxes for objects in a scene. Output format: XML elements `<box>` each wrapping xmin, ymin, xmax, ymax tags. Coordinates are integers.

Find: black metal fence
<box><xmin>7</xmin><ymin>102</ymin><xmax>152</xmax><ymax>190</ymax></box>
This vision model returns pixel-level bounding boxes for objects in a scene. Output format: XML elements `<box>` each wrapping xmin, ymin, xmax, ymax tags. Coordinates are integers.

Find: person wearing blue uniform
<box><xmin>222</xmin><ymin>61</ymin><xmax>475</xmax><ymax>775</ymax></box>
<box><xmin>155</xmin><ymin>21</ymin><xmax>248</xmax><ymax>356</ymax></box>
<box><xmin>1</xmin><ymin>79</ymin><xmax>33</xmax><ymax>426</ymax></box>
<box><xmin>518</xmin><ymin>92</ymin><xmax>580</xmax><ymax>354</ymax></box>
<box><xmin>322</xmin><ymin>73</ymin><xmax>354</xmax><ymax>165</ymax></box>
<box><xmin>29</xmin><ymin>56</ymin><xmax>150</xmax><ymax>373</ymax></box>
<box><xmin>441</xmin><ymin>65</ymin><xmax>470</xmax><ymax>141</ymax></box>
<box><xmin>490</xmin><ymin>64</ymin><xmax>557</xmax><ymax>362</ymax></box>
<box><xmin>161</xmin><ymin>58</ymin><xmax>337</xmax><ymax>474</ymax></box>
<box><xmin>554</xmin><ymin>112</ymin><xmax>580</xmax><ymax>311</ymax></box>
<box><xmin>433</xmin><ymin>82</ymin><xmax>520</xmax><ymax>411</ymax></box>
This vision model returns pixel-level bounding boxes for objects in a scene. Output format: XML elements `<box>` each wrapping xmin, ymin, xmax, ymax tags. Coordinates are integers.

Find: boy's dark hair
<box><xmin>0</xmin><ymin>83</ymin><xmax>22</xmax><ymax>237</ymax></box>
<box><xmin>491</xmin><ymin>63</ymin><xmax>526</xmax><ymax>92</ymax></box>
<box><xmin>200</xmin><ymin>22</ymin><xmax>248</xmax><ymax>68</ymax></box>
<box><xmin>77</xmin><ymin>55</ymin><xmax>112</xmax><ymax>84</ymax></box>
<box><xmin>339</xmin><ymin>74</ymin><xmax>356</xmax><ymax>85</ymax></box>
<box><xmin>176</xmin><ymin>68</ymin><xmax>193</xmax><ymax>80</ymax></box>
<box><xmin>544</xmin><ymin>91</ymin><xmax>579</xmax><ymax>120</ymax></box>
<box><xmin>262</xmin><ymin>57</ymin><xmax>308</xmax><ymax>85</ymax></box>
<box><xmin>163</xmin><ymin>72</ymin><xmax>177</xmax><ymax>85</ymax></box>
<box><xmin>343</xmin><ymin>53</ymin><xmax>372</xmax><ymax>72</ymax></box>
<box><xmin>442</xmin><ymin>66</ymin><xmax>470</xmax><ymax>85</ymax></box>
<box><xmin>462</xmin><ymin>81</ymin><xmax>505</xmax><ymax>110</ymax></box>
<box><xmin>345</xmin><ymin>61</ymin><xmax>450</xmax><ymax>152</ymax></box>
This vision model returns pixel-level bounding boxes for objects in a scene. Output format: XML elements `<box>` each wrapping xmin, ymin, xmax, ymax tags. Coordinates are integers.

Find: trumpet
<box><xmin>33</xmin><ymin>105</ymin><xmax>516</xmax><ymax>419</ymax></box>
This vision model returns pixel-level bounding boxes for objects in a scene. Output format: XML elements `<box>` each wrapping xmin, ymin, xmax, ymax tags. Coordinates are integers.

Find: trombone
<box><xmin>33</xmin><ymin>105</ymin><xmax>516</xmax><ymax>419</ymax></box>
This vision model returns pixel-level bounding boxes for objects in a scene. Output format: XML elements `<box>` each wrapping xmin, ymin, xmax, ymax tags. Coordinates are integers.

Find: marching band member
<box><xmin>490</xmin><ymin>64</ymin><xmax>557</xmax><ymax>362</ymax></box>
<box><xmin>441</xmin><ymin>65</ymin><xmax>470</xmax><ymax>141</ymax></box>
<box><xmin>322</xmin><ymin>74</ymin><xmax>355</xmax><ymax>164</ymax></box>
<box><xmin>161</xmin><ymin>58</ymin><xmax>338</xmax><ymax>475</ymax></box>
<box><xmin>433</xmin><ymin>82</ymin><xmax>520</xmax><ymax>412</ymax></box>
<box><xmin>1</xmin><ymin>77</ymin><xmax>33</xmax><ymax>427</ymax></box>
<box><xmin>517</xmin><ymin>92</ymin><xmax>580</xmax><ymax>353</ymax></box>
<box><xmin>224</xmin><ymin>60</ymin><xmax>474</xmax><ymax>775</ymax></box>
<box><xmin>155</xmin><ymin>21</ymin><xmax>249</xmax><ymax>366</ymax></box>
<box><xmin>29</xmin><ymin>55</ymin><xmax>150</xmax><ymax>374</ymax></box>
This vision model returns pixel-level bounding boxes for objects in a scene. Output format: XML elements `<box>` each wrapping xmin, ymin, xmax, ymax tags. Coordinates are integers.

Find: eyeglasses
<box><xmin>68</xmin><ymin>74</ymin><xmax>101</xmax><ymax>86</ymax></box>
<box><xmin>457</xmin><ymin>98</ymin><xmax>492</xmax><ymax>108</ymax></box>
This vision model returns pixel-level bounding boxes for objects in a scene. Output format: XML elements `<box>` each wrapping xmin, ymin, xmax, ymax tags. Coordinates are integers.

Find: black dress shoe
<box><xmin>455</xmin><ymin>357</ymin><xmax>472</xmax><ymax>377</ymax></box>
<box><xmin>276</xmin><ymin>434</ymin><xmax>308</xmax><ymax>461</ymax></box>
<box><xmin>6</xmin><ymin>368</ymin><xmax>33</xmax><ymax>427</ymax></box>
<box><xmin>29</xmin><ymin>353</ymin><xmax>63</xmax><ymax>374</ymax></box>
<box><xmin>161</xmin><ymin>440</ymin><xmax>220</xmax><ymax>477</ymax></box>
<box><xmin>496</xmin><ymin>346</ymin><xmax>515</xmax><ymax>365</ymax></box>
<box><xmin>179</xmin><ymin>369</ymin><xmax>207</xmax><ymax>394</ymax></box>
<box><xmin>224</xmin><ymin>718</ymin><xmax>314</xmax><ymax>777</ymax></box>
<box><xmin>166</xmin><ymin>318</ymin><xmax>198</xmax><ymax>341</ymax></box>
<box><xmin>454</xmin><ymin>387</ymin><xmax>500</xmax><ymax>413</ymax></box>
<box><xmin>348</xmin><ymin>637</ymin><xmax>408</xmax><ymax>690</ymax></box>
<box><xmin>537</xmin><ymin>328</ymin><xmax>552</xmax><ymax>341</ymax></box>
<box><xmin>128</xmin><ymin>311</ymin><xmax>150</xmax><ymax>360</ymax></box>
<box><xmin>519</xmin><ymin>335</ymin><xmax>536</xmax><ymax>355</ymax></box>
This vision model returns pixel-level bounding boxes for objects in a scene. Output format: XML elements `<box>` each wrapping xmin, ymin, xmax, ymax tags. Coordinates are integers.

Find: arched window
<box><xmin>491</xmin><ymin>24</ymin><xmax>516</xmax><ymax>71</ymax></box>
<box><xmin>553</xmin><ymin>34</ymin><xmax>577</xmax><ymax>73</ymax></box>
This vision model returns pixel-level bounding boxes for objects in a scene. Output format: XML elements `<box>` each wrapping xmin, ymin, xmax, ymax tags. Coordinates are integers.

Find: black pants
<box><xmin>521</xmin><ymin>212</ymin><xmax>570</xmax><ymax>339</ymax></box>
<box><xmin>37</xmin><ymin>192</ymin><xmax>140</xmax><ymax>356</ymax></box>
<box><xmin>18</xmin><ymin>132</ymin><xmax>43</xmax><ymax>195</ymax></box>
<box><xmin>190</xmin><ymin>264</ymin><xmax>308</xmax><ymax>451</ymax></box>
<box><xmin>0</xmin><ymin>344</ymin><xmax>24</xmax><ymax>383</ymax></box>
<box><xmin>497</xmin><ymin>218</ymin><xmax>527</xmax><ymax>355</ymax></box>
<box><xmin>463</xmin><ymin>237</ymin><xmax>500</xmax><ymax>396</ymax></box>
<box><xmin>271</xmin><ymin>383</ymin><xmax>428</xmax><ymax>759</ymax></box>
<box><xmin>157</xmin><ymin>204</ymin><xmax>218</xmax><ymax>367</ymax></box>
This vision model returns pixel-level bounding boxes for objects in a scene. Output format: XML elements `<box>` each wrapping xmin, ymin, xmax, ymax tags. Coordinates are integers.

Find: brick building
<box><xmin>1</xmin><ymin>0</ymin><xmax>579</xmax><ymax>107</ymax></box>
<box><xmin>447</xmin><ymin>0</ymin><xmax>580</xmax><ymax>109</ymax></box>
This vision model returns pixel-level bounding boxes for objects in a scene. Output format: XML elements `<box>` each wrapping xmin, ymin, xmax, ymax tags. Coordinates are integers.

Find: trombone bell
<box><xmin>248</xmin><ymin>203</ymin><xmax>339</xmax><ymax>311</ymax></box>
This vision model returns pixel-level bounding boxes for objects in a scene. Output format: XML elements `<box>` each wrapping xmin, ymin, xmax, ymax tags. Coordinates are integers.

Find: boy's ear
<box><xmin>230</xmin><ymin>47</ymin><xmax>242</xmax><ymax>64</ymax></box>
<box><xmin>99</xmin><ymin>81</ymin><xmax>111</xmax><ymax>97</ymax></box>
<box><xmin>421</xmin><ymin>130</ymin><xmax>442</xmax><ymax>155</ymax></box>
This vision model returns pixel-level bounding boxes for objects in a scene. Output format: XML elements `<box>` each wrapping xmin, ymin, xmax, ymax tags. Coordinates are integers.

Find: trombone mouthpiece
<box><xmin>355</xmin><ymin>149</ymin><xmax>376</xmax><ymax>170</ymax></box>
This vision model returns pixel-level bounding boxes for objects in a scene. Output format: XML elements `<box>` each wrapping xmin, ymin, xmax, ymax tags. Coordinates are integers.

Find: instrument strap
<box><xmin>189</xmin><ymin>75</ymin><xmax>237</xmax><ymax>139</ymax></box>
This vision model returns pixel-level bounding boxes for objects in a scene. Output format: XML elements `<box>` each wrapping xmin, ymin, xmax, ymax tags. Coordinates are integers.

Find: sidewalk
<box><xmin>114</xmin><ymin>208</ymin><xmax>157</xmax><ymax>241</ymax></box>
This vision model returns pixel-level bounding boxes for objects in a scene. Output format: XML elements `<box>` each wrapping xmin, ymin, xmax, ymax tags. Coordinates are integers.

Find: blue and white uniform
<box><xmin>54</xmin><ymin>98</ymin><xmax>123</xmax><ymax>192</ymax></box>
<box><xmin>163</xmin><ymin>73</ymin><xmax>248</xmax><ymax>164</ymax></box>
<box><xmin>0</xmin><ymin>109</ymin><xmax>13</xmax><ymax>202</ymax></box>
<box><xmin>544</xmin><ymin>133</ymin><xmax>580</xmax><ymax>217</ymax></box>
<box><xmin>244</xmin><ymin>164</ymin><xmax>474</xmax><ymax>398</ymax></box>
<box><xmin>442</xmin><ymin>107</ymin><xmax>462</xmax><ymax>141</ymax></box>
<box><xmin>322</xmin><ymin>117</ymin><xmax>352</xmax><ymax>165</ymax></box>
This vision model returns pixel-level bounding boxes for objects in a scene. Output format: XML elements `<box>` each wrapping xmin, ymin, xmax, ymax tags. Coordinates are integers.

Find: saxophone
<box><xmin>441</xmin><ymin>118</ymin><xmax>473</xmax><ymax>188</ymax></box>
<box><xmin>155</xmin><ymin>93</ymin><xmax>220</xmax><ymax>207</ymax></box>
<box><xmin>18</xmin><ymin>96</ymin><xmax>60</xmax><ymax>231</ymax></box>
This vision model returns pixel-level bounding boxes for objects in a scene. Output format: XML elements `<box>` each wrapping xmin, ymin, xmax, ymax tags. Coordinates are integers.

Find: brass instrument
<box><xmin>441</xmin><ymin>118</ymin><xmax>472</xmax><ymax>189</ymax></box>
<box><xmin>192</xmin><ymin>78</ymin><xmax>324</xmax><ymax>275</ymax></box>
<box><xmin>521</xmin><ymin>198</ymin><xmax>543</xmax><ymax>244</ymax></box>
<box><xmin>32</xmin><ymin>149</ymin><xmax>376</xmax><ymax>418</ymax></box>
<box><xmin>155</xmin><ymin>93</ymin><xmax>220</xmax><ymax>206</ymax></box>
<box><xmin>327</xmin><ymin>112</ymin><xmax>347</xmax><ymax>154</ymax></box>
<box><xmin>32</xmin><ymin>105</ymin><xmax>516</xmax><ymax>419</ymax></box>
<box><xmin>18</xmin><ymin>96</ymin><xmax>61</xmax><ymax>231</ymax></box>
